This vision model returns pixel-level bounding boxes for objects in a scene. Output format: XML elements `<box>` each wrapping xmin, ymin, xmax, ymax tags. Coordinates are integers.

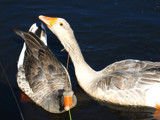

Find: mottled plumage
<box><xmin>14</xmin><ymin>23</ymin><xmax>77</xmax><ymax>113</ymax></box>
<box><xmin>91</xmin><ymin>59</ymin><xmax>160</xmax><ymax>107</ymax></box>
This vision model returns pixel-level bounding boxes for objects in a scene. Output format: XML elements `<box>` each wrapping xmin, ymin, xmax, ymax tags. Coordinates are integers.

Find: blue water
<box><xmin>1</xmin><ymin>0</ymin><xmax>160</xmax><ymax>120</ymax></box>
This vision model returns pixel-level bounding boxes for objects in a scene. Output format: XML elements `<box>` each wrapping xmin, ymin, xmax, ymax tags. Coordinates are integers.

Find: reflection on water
<box><xmin>154</xmin><ymin>109</ymin><xmax>160</xmax><ymax>120</ymax></box>
<box><xmin>98</xmin><ymin>100</ymin><xmax>159</xmax><ymax>120</ymax></box>
<box><xmin>112</xmin><ymin>109</ymin><xmax>157</xmax><ymax>120</ymax></box>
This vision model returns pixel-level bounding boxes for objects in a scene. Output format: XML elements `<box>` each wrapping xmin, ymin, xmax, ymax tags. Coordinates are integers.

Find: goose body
<box><xmin>14</xmin><ymin>23</ymin><xmax>77</xmax><ymax>113</ymax></box>
<box><xmin>39</xmin><ymin>16</ymin><xmax>160</xmax><ymax>109</ymax></box>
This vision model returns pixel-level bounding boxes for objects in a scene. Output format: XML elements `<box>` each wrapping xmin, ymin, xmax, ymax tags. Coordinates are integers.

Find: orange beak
<box><xmin>64</xmin><ymin>96</ymin><xmax>72</xmax><ymax>111</ymax></box>
<box><xmin>38</xmin><ymin>15</ymin><xmax>57</xmax><ymax>28</ymax></box>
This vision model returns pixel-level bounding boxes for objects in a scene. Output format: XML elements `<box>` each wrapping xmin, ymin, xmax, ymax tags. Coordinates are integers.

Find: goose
<box><xmin>39</xmin><ymin>15</ymin><xmax>160</xmax><ymax>109</ymax></box>
<box><xmin>14</xmin><ymin>23</ymin><xmax>77</xmax><ymax>113</ymax></box>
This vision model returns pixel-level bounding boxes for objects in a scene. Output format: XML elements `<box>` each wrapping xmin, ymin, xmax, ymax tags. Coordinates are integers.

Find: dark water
<box><xmin>1</xmin><ymin>0</ymin><xmax>160</xmax><ymax>120</ymax></box>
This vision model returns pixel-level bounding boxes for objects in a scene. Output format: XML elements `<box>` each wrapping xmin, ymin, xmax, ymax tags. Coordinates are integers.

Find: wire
<box><xmin>65</xmin><ymin>52</ymin><xmax>72</xmax><ymax>120</ymax></box>
<box><xmin>0</xmin><ymin>62</ymin><xmax>24</xmax><ymax>120</ymax></box>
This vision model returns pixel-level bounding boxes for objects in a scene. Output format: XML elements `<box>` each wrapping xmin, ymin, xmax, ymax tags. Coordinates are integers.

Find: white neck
<box><xmin>58</xmin><ymin>32</ymin><xmax>98</xmax><ymax>91</ymax></box>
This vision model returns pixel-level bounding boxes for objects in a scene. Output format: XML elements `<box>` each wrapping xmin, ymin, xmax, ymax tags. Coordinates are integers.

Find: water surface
<box><xmin>1</xmin><ymin>0</ymin><xmax>160</xmax><ymax>120</ymax></box>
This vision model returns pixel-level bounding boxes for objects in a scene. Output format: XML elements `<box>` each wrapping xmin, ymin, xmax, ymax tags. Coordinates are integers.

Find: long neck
<box><xmin>59</xmin><ymin>32</ymin><xmax>98</xmax><ymax>90</ymax></box>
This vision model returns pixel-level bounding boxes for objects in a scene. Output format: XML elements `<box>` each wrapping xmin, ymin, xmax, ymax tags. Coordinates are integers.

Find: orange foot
<box><xmin>21</xmin><ymin>93</ymin><xmax>32</xmax><ymax>103</ymax></box>
<box><xmin>154</xmin><ymin>104</ymin><xmax>160</xmax><ymax>120</ymax></box>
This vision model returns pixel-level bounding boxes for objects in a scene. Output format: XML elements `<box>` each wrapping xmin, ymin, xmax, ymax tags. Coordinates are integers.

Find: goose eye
<box><xmin>60</xmin><ymin>23</ymin><xmax>63</xmax><ymax>26</ymax></box>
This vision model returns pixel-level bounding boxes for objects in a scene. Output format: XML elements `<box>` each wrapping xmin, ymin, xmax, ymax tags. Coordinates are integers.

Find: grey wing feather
<box><xmin>14</xmin><ymin>29</ymin><xmax>70</xmax><ymax>92</ymax></box>
<box><xmin>98</xmin><ymin>59</ymin><xmax>160</xmax><ymax>91</ymax></box>
<box><xmin>29</xmin><ymin>23</ymin><xmax>47</xmax><ymax>45</ymax></box>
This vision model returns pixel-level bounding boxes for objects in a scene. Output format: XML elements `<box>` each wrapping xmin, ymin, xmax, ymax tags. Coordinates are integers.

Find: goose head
<box><xmin>39</xmin><ymin>15</ymin><xmax>76</xmax><ymax>52</ymax></box>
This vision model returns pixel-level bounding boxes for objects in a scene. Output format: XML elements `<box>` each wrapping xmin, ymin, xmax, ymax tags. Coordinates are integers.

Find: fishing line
<box><xmin>0</xmin><ymin>62</ymin><xmax>24</xmax><ymax>120</ymax></box>
<box><xmin>66</xmin><ymin>52</ymin><xmax>72</xmax><ymax>120</ymax></box>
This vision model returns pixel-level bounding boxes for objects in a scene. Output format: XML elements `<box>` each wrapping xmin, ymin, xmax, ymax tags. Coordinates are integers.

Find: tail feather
<box><xmin>14</xmin><ymin>23</ymin><xmax>47</xmax><ymax>68</ymax></box>
<box><xmin>28</xmin><ymin>23</ymin><xmax>38</xmax><ymax>33</ymax></box>
<box><xmin>40</xmin><ymin>23</ymin><xmax>47</xmax><ymax>45</ymax></box>
<box><xmin>14</xmin><ymin>29</ymin><xmax>41</xmax><ymax>48</ymax></box>
<box><xmin>14</xmin><ymin>28</ymin><xmax>45</xmax><ymax>60</ymax></box>
<box><xmin>29</xmin><ymin>23</ymin><xmax>47</xmax><ymax>45</ymax></box>
<box><xmin>13</xmin><ymin>29</ymin><xmax>24</xmax><ymax>39</ymax></box>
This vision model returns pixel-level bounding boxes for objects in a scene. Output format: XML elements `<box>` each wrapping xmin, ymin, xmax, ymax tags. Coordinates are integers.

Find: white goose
<box><xmin>14</xmin><ymin>23</ymin><xmax>77</xmax><ymax>113</ymax></box>
<box><xmin>39</xmin><ymin>15</ymin><xmax>160</xmax><ymax>109</ymax></box>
